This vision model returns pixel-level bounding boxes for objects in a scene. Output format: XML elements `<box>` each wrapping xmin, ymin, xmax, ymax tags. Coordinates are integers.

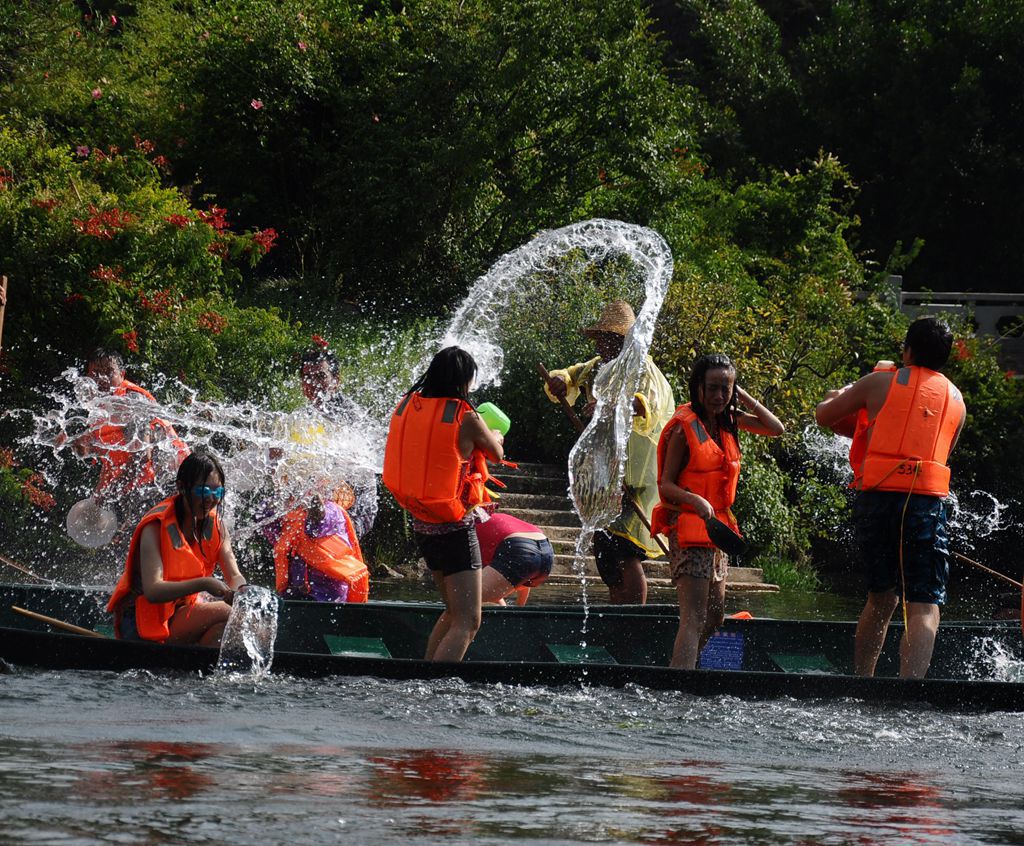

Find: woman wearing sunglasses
<box><xmin>107</xmin><ymin>449</ymin><xmax>248</xmax><ymax>645</ymax></box>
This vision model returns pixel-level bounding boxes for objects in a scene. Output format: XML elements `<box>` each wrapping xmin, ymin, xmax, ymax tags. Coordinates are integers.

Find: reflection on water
<box><xmin>2</xmin><ymin>670</ymin><xmax>1024</xmax><ymax>845</ymax></box>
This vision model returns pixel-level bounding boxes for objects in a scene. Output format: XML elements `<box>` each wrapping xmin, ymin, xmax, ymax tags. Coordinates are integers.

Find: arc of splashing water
<box><xmin>439</xmin><ymin>218</ymin><xmax>674</xmax><ymax>529</ymax></box>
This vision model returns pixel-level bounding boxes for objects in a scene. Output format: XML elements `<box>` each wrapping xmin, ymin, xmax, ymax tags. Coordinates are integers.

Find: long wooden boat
<box><xmin>2</xmin><ymin>583</ymin><xmax>1022</xmax><ymax>711</ymax></box>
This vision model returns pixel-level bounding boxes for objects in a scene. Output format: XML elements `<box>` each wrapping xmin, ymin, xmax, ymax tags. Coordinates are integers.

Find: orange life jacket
<box><xmin>273</xmin><ymin>506</ymin><xmax>369</xmax><ymax>602</ymax></box>
<box><xmin>382</xmin><ymin>392</ymin><xmax>493</xmax><ymax>523</ymax></box>
<box><xmin>106</xmin><ymin>495</ymin><xmax>223</xmax><ymax>642</ymax></box>
<box><xmin>94</xmin><ymin>381</ymin><xmax>189</xmax><ymax>492</ymax></box>
<box><xmin>832</xmin><ymin>362</ymin><xmax>899</xmax><ymax>484</ymax></box>
<box><xmin>650</xmin><ymin>404</ymin><xmax>741</xmax><ymax>547</ymax></box>
<box><xmin>856</xmin><ymin>367</ymin><xmax>964</xmax><ymax>497</ymax></box>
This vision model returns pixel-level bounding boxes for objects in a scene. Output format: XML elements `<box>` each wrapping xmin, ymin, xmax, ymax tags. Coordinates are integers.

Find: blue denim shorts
<box><xmin>853</xmin><ymin>491</ymin><xmax>950</xmax><ymax>605</ymax></box>
<box><xmin>489</xmin><ymin>537</ymin><xmax>554</xmax><ymax>588</ymax></box>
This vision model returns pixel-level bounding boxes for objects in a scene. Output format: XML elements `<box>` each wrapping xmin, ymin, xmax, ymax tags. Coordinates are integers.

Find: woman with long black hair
<box><xmin>382</xmin><ymin>347</ymin><xmax>504</xmax><ymax>662</ymax></box>
<box><xmin>107</xmin><ymin>449</ymin><xmax>247</xmax><ymax>646</ymax></box>
<box><xmin>652</xmin><ymin>354</ymin><xmax>784</xmax><ymax>669</ymax></box>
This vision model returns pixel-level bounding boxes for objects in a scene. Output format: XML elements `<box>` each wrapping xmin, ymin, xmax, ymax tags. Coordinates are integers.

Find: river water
<box><xmin>3</xmin><ymin>645</ymin><xmax>1024</xmax><ymax>845</ymax></box>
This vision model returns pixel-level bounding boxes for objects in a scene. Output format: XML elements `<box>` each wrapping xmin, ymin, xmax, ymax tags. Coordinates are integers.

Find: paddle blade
<box><xmin>706</xmin><ymin>517</ymin><xmax>748</xmax><ymax>556</ymax></box>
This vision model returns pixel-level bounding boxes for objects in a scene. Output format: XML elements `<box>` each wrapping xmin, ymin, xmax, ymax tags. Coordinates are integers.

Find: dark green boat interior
<box><xmin>2</xmin><ymin>583</ymin><xmax>1020</xmax><ymax>682</ymax></box>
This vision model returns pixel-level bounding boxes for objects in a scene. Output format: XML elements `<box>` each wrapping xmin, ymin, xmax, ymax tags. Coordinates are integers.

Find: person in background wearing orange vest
<box><xmin>383</xmin><ymin>347</ymin><xmax>505</xmax><ymax>662</ymax></box>
<box><xmin>476</xmin><ymin>509</ymin><xmax>554</xmax><ymax>606</ymax></box>
<box><xmin>272</xmin><ymin>488</ymin><xmax>370</xmax><ymax>603</ymax></box>
<box><xmin>73</xmin><ymin>347</ymin><xmax>189</xmax><ymax>526</ymax></box>
<box><xmin>815</xmin><ymin>317</ymin><xmax>966</xmax><ymax>679</ymax></box>
<box><xmin>652</xmin><ymin>353</ymin><xmax>785</xmax><ymax>670</ymax></box>
<box><xmin>107</xmin><ymin>450</ymin><xmax>248</xmax><ymax>645</ymax></box>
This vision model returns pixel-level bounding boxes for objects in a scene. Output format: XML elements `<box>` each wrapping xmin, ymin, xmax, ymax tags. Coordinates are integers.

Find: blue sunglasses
<box><xmin>192</xmin><ymin>485</ymin><xmax>225</xmax><ymax>501</ymax></box>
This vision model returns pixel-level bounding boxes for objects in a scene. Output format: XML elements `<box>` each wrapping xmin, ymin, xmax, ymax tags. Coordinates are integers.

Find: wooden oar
<box><xmin>0</xmin><ymin>553</ymin><xmax>52</xmax><ymax>584</ymax></box>
<box><xmin>537</xmin><ymin>361</ymin><xmax>670</xmax><ymax>557</ymax></box>
<box><xmin>952</xmin><ymin>551</ymin><xmax>1023</xmax><ymax>590</ymax></box>
<box><xmin>11</xmin><ymin>605</ymin><xmax>109</xmax><ymax>638</ymax></box>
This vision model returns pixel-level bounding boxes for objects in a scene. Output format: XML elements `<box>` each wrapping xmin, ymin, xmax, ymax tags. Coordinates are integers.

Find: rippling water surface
<box><xmin>3</xmin><ymin>666</ymin><xmax>1023</xmax><ymax>845</ymax></box>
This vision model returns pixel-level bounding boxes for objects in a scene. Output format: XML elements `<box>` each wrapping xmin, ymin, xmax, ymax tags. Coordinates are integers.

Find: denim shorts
<box><xmin>415</xmin><ymin>526</ymin><xmax>482</xmax><ymax>577</ymax></box>
<box><xmin>490</xmin><ymin>537</ymin><xmax>554</xmax><ymax>588</ymax></box>
<box><xmin>853</xmin><ymin>491</ymin><xmax>950</xmax><ymax>605</ymax></box>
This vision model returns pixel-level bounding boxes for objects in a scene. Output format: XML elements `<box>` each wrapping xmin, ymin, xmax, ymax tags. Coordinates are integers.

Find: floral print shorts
<box><xmin>668</xmin><ymin>535</ymin><xmax>728</xmax><ymax>583</ymax></box>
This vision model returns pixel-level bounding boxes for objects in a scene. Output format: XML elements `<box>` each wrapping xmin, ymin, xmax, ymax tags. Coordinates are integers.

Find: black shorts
<box><xmin>415</xmin><ymin>527</ymin><xmax>482</xmax><ymax>577</ymax></box>
<box><xmin>593</xmin><ymin>530</ymin><xmax>646</xmax><ymax>588</ymax></box>
<box><xmin>490</xmin><ymin>537</ymin><xmax>554</xmax><ymax>588</ymax></box>
<box><xmin>853</xmin><ymin>491</ymin><xmax>950</xmax><ymax>605</ymax></box>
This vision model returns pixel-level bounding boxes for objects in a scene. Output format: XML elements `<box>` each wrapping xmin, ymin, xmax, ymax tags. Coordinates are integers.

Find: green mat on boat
<box><xmin>94</xmin><ymin>623</ymin><xmax>114</xmax><ymax>638</ymax></box>
<box><xmin>323</xmin><ymin>635</ymin><xmax>392</xmax><ymax>659</ymax></box>
<box><xmin>546</xmin><ymin>643</ymin><xmax>617</xmax><ymax>664</ymax></box>
<box><xmin>769</xmin><ymin>653</ymin><xmax>837</xmax><ymax>674</ymax></box>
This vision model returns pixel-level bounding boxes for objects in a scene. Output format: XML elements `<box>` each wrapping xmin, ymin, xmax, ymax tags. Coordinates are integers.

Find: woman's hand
<box><xmin>690</xmin><ymin>495</ymin><xmax>715</xmax><ymax>522</ymax></box>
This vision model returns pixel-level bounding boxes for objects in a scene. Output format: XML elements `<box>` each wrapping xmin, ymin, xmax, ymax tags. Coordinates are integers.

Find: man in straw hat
<box><xmin>544</xmin><ymin>300</ymin><xmax>675</xmax><ymax>603</ymax></box>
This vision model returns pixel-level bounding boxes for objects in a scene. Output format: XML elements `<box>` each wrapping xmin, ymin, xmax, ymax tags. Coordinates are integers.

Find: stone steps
<box><xmin>494</xmin><ymin>461</ymin><xmax>778</xmax><ymax>593</ymax></box>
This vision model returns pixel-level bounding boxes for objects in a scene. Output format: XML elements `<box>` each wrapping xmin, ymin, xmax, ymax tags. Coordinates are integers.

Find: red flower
<box><xmin>953</xmin><ymin>339</ymin><xmax>972</xmax><ymax>361</ymax></box>
<box><xmin>0</xmin><ymin>447</ymin><xmax>16</xmax><ymax>470</ymax></box>
<box><xmin>311</xmin><ymin>334</ymin><xmax>329</xmax><ymax>349</ymax></box>
<box><xmin>74</xmin><ymin>206</ymin><xmax>134</xmax><ymax>239</ymax></box>
<box><xmin>90</xmin><ymin>264</ymin><xmax>127</xmax><ymax>285</ymax></box>
<box><xmin>1005</xmin><ymin>370</ymin><xmax>1017</xmax><ymax>380</ymax></box>
<box><xmin>32</xmin><ymin>198</ymin><xmax>58</xmax><ymax>211</ymax></box>
<box><xmin>164</xmin><ymin>214</ymin><xmax>191</xmax><ymax>229</ymax></box>
<box><xmin>198</xmin><ymin>205</ymin><xmax>230</xmax><ymax>231</ymax></box>
<box><xmin>139</xmin><ymin>289</ymin><xmax>174</xmax><ymax>317</ymax></box>
<box><xmin>133</xmin><ymin>135</ymin><xmax>155</xmax><ymax>154</ymax></box>
<box><xmin>0</xmin><ymin>168</ymin><xmax>11</xmax><ymax>190</ymax></box>
<box><xmin>252</xmin><ymin>227</ymin><xmax>278</xmax><ymax>254</ymax></box>
<box><xmin>197</xmin><ymin>311</ymin><xmax>228</xmax><ymax>334</ymax></box>
<box><xmin>22</xmin><ymin>473</ymin><xmax>56</xmax><ymax>511</ymax></box>
<box><xmin>121</xmin><ymin>330</ymin><xmax>139</xmax><ymax>353</ymax></box>
<box><xmin>152</xmin><ymin>154</ymin><xmax>170</xmax><ymax>168</ymax></box>
<box><xmin>64</xmin><ymin>293</ymin><xmax>86</xmax><ymax>306</ymax></box>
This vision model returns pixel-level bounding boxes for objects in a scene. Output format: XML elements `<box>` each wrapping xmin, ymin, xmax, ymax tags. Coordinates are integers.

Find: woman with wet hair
<box><xmin>383</xmin><ymin>346</ymin><xmax>504</xmax><ymax>661</ymax></box>
<box><xmin>107</xmin><ymin>450</ymin><xmax>247</xmax><ymax>646</ymax></box>
<box><xmin>652</xmin><ymin>354</ymin><xmax>784</xmax><ymax>669</ymax></box>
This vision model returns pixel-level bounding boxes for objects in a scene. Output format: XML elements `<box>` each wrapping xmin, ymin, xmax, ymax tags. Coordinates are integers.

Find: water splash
<box><xmin>441</xmin><ymin>218</ymin><xmax>673</xmax><ymax>536</ymax></box>
<box><xmin>217</xmin><ymin>586</ymin><xmax>279</xmax><ymax>678</ymax></box>
<box><xmin>800</xmin><ymin>422</ymin><xmax>1019</xmax><ymax>554</ymax></box>
<box><xmin>969</xmin><ymin>636</ymin><xmax>1024</xmax><ymax>682</ymax></box>
<box><xmin>10</xmin><ymin>367</ymin><xmax>384</xmax><ymax>581</ymax></box>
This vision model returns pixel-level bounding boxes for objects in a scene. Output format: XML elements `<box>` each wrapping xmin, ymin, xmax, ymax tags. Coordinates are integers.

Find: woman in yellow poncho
<box><xmin>544</xmin><ymin>300</ymin><xmax>675</xmax><ymax>604</ymax></box>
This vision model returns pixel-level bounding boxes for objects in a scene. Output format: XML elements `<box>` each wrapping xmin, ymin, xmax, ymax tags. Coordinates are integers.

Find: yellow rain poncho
<box><xmin>546</xmin><ymin>355</ymin><xmax>675</xmax><ymax>557</ymax></box>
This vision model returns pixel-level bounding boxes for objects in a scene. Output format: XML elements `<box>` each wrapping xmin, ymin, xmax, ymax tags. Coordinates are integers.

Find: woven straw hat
<box><xmin>584</xmin><ymin>300</ymin><xmax>636</xmax><ymax>337</ymax></box>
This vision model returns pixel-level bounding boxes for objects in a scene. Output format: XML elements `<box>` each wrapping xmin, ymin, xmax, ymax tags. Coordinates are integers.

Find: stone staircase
<box><xmin>493</xmin><ymin>461</ymin><xmax>778</xmax><ymax>592</ymax></box>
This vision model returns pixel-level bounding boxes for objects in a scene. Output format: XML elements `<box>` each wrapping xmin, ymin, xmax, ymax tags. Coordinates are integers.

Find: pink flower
<box><xmin>76</xmin><ymin>145</ymin><xmax>90</xmax><ymax>157</ymax></box>
<box><xmin>297</xmin><ymin>41</ymin><xmax>307</xmax><ymax>51</ymax></box>
<box><xmin>91</xmin><ymin>88</ymin><xmax>102</xmax><ymax>99</ymax></box>
<box><xmin>250</xmin><ymin>98</ymin><xmax>264</xmax><ymax>110</ymax></box>
<box><xmin>110</xmin><ymin>14</ymin><xmax>118</xmax><ymax>25</ymax></box>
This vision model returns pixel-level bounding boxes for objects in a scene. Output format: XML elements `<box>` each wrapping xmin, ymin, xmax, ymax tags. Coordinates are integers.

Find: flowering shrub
<box><xmin>0</xmin><ymin>117</ymin><xmax>301</xmax><ymax>396</ymax></box>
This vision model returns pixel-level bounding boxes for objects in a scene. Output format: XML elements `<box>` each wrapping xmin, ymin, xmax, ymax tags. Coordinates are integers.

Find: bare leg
<box><xmin>480</xmin><ymin>567</ymin><xmax>517</xmax><ymax>605</ymax></box>
<box><xmin>425</xmin><ymin>570</ymin><xmax>451</xmax><ymax>660</ymax></box>
<box><xmin>854</xmin><ymin>590</ymin><xmax>899</xmax><ymax>676</ymax></box>
<box><xmin>670</xmin><ymin>576</ymin><xmax>710</xmax><ymax>669</ymax></box>
<box><xmin>699</xmin><ymin>577</ymin><xmax>727</xmax><ymax>654</ymax></box>
<box><xmin>167</xmin><ymin>600</ymin><xmax>232</xmax><ymax>646</ymax></box>
<box><xmin>608</xmin><ymin>556</ymin><xmax>647</xmax><ymax>605</ymax></box>
<box><xmin>900</xmin><ymin>602</ymin><xmax>940</xmax><ymax>679</ymax></box>
<box><xmin>431</xmin><ymin>568</ymin><xmax>482</xmax><ymax>663</ymax></box>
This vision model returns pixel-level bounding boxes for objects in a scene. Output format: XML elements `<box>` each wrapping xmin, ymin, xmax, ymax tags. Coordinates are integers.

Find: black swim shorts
<box><xmin>415</xmin><ymin>526</ymin><xmax>483</xmax><ymax>577</ymax></box>
<box><xmin>593</xmin><ymin>530</ymin><xmax>646</xmax><ymax>588</ymax></box>
<box><xmin>853</xmin><ymin>491</ymin><xmax>950</xmax><ymax>605</ymax></box>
